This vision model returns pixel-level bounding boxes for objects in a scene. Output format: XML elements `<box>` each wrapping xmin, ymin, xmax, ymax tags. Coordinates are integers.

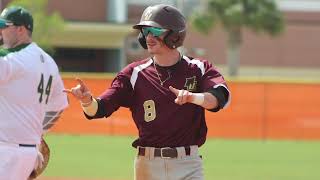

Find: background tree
<box><xmin>9</xmin><ymin>0</ymin><xmax>65</xmax><ymax>53</ymax></box>
<box><xmin>191</xmin><ymin>0</ymin><xmax>285</xmax><ymax>76</ymax></box>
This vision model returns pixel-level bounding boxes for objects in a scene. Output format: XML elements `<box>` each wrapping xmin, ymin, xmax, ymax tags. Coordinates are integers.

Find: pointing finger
<box><xmin>76</xmin><ymin>78</ymin><xmax>90</xmax><ymax>93</ymax></box>
<box><xmin>169</xmin><ymin>86</ymin><xmax>179</xmax><ymax>96</ymax></box>
<box><xmin>63</xmin><ymin>89</ymin><xmax>72</xmax><ymax>93</ymax></box>
<box><xmin>76</xmin><ymin>78</ymin><xmax>86</xmax><ymax>87</ymax></box>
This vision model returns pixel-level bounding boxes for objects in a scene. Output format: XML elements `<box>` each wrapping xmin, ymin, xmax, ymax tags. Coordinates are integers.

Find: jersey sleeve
<box><xmin>96</xmin><ymin>67</ymin><xmax>134</xmax><ymax>118</ymax></box>
<box><xmin>201</xmin><ymin>60</ymin><xmax>231</xmax><ymax>108</ymax></box>
<box><xmin>0</xmin><ymin>54</ymin><xmax>25</xmax><ymax>84</ymax></box>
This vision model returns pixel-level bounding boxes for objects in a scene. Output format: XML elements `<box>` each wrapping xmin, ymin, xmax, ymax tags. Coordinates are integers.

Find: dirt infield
<box><xmin>55</xmin><ymin>77</ymin><xmax>320</xmax><ymax>140</ymax></box>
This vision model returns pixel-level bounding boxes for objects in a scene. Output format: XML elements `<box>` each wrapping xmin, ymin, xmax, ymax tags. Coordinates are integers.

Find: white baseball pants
<box><xmin>0</xmin><ymin>142</ymin><xmax>37</xmax><ymax>180</ymax></box>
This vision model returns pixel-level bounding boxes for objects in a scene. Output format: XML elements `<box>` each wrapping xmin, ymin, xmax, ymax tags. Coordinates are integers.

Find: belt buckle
<box><xmin>160</xmin><ymin>147</ymin><xmax>172</xmax><ymax>159</ymax></box>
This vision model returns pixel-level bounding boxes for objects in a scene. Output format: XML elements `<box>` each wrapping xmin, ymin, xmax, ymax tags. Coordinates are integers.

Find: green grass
<box><xmin>44</xmin><ymin>134</ymin><xmax>320</xmax><ymax>180</ymax></box>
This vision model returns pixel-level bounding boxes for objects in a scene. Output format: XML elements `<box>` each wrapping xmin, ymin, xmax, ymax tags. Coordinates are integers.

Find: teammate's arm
<box><xmin>42</xmin><ymin>110</ymin><xmax>64</xmax><ymax>133</ymax></box>
<box><xmin>43</xmin><ymin>72</ymin><xmax>69</xmax><ymax>132</ymax></box>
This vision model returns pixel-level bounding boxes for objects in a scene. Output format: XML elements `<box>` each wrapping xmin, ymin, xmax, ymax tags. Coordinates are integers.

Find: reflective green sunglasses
<box><xmin>142</xmin><ymin>27</ymin><xmax>168</xmax><ymax>37</ymax></box>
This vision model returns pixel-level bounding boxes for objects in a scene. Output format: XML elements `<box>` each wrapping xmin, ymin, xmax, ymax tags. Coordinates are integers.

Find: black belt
<box><xmin>138</xmin><ymin>146</ymin><xmax>191</xmax><ymax>158</ymax></box>
<box><xmin>19</xmin><ymin>144</ymin><xmax>36</xmax><ymax>147</ymax></box>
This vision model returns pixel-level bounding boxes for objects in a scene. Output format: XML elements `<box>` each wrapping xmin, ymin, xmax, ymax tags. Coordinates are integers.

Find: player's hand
<box><xmin>63</xmin><ymin>78</ymin><xmax>92</xmax><ymax>104</ymax></box>
<box><xmin>169</xmin><ymin>86</ymin><xmax>193</xmax><ymax>105</ymax></box>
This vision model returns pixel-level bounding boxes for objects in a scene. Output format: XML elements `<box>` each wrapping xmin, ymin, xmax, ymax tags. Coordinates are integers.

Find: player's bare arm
<box><xmin>169</xmin><ymin>86</ymin><xmax>218</xmax><ymax>109</ymax></box>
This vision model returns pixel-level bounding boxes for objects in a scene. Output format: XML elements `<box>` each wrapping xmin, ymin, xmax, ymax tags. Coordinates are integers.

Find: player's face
<box><xmin>0</xmin><ymin>25</ymin><xmax>19</xmax><ymax>48</ymax></box>
<box><xmin>142</xmin><ymin>27</ymin><xmax>170</xmax><ymax>54</ymax></box>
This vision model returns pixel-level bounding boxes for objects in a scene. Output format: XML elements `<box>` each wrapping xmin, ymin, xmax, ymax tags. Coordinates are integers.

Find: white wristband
<box><xmin>80</xmin><ymin>99</ymin><xmax>93</xmax><ymax>107</ymax></box>
<box><xmin>191</xmin><ymin>93</ymin><xmax>205</xmax><ymax>106</ymax></box>
<box><xmin>81</xmin><ymin>98</ymin><xmax>98</xmax><ymax>116</ymax></box>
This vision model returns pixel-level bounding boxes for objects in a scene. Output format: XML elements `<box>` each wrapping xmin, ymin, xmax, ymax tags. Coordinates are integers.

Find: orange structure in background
<box><xmin>52</xmin><ymin>77</ymin><xmax>320</xmax><ymax>140</ymax></box>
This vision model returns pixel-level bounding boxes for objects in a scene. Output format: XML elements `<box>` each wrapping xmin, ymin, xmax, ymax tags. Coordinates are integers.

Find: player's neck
<box><xmin>153</xmin><ymin>50</ymin><xmax>181</xmax><ymax>67</ymax></box>
<box><xmin>11</xmin><ymin>37</ymin><xmax>32</xmax><ymax>49</ymax></box>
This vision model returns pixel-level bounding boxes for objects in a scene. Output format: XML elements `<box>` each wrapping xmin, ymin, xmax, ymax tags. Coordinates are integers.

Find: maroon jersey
<box><xmin>96</xmin><ymin>55</ymin><xmax>229</xmax><ymax>148</ymax></box>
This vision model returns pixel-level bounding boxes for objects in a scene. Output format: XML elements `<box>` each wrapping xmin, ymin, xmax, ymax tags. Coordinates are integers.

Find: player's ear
<box><xmin>15</xmin><ymin>26</ymin><xmax>24</xmax><ymax>34</ymax></box>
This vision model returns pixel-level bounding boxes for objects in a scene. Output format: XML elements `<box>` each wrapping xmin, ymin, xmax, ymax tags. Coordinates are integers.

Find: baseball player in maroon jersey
<box><xmin>65</xmin><ymin>4</ymin><xmax>230</xmax><ymax>180</ymax></box>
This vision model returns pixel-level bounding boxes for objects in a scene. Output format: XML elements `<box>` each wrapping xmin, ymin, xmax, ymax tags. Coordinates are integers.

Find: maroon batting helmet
<box><xmin>133</xmin><ymin>4</ymin><xmax>186</xmax><ymax>49</ymax></box>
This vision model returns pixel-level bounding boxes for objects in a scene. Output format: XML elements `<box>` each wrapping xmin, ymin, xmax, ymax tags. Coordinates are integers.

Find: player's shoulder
<box><xmin>27</xmin><ymin>43</ymin><xmax>60</xmax><ymax>74</ymax></box>
<box><xmin>182</xmin><ymin>55</ymin><xmax>214</xmax><ymax>68</ymax></box>
<box><xmin>121</xmin><ymin>57</ymin><xmax>152</xmax><ymax>74</ymax></box>
<box><xmin>29</xmin><ymin>43</ymin><xmax>56</xmax><ymax>63</ymax></box>
<box><xmin>5</xmin><ymin>43</ymin><xmax>47</xmax><ymax>61</ymax></box>
<box><xmin>127</xmin><ymin>58</ymin><xmax>152</xmax><ymax>68</ymax></box>
<box><xmin>182</xmin><ymin>55</ymin><xmax>212</xmax><ymax>64</ymax></box>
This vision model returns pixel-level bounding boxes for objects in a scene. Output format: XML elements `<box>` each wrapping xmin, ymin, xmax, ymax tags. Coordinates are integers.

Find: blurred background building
<box><xmin>0</xmin><ymin>0</ymin><xmax>319</xmax><ymax>73</ymax></box>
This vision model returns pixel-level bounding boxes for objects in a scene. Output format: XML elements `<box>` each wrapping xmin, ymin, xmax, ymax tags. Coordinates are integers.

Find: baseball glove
<box><xmin>28</xmin><ymin>138</ymin><xmax>50</xmax><ymax>179</ymax></box>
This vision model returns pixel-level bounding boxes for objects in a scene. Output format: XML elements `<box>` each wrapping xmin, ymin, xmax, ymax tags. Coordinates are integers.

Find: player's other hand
<box><xmin>169</xmin><ymin>86</ymin><xmax>193</xmax><ymax>105</ymax></box>
<box><xmin>63</xmin><ymin>78</ymin><xmax>92</xmax><ymax>104</ymax></box>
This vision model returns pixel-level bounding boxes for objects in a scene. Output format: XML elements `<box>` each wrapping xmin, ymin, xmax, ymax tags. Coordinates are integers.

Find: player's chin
<box><xmin>147</xmin><ymin>48</ymin><xmax>156</xmax><ymax>54</ymax></box>
<box><xmin>147</xmin><ymin>45</ymin><xmax>159</xmax><ymax>53</ymax></box>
